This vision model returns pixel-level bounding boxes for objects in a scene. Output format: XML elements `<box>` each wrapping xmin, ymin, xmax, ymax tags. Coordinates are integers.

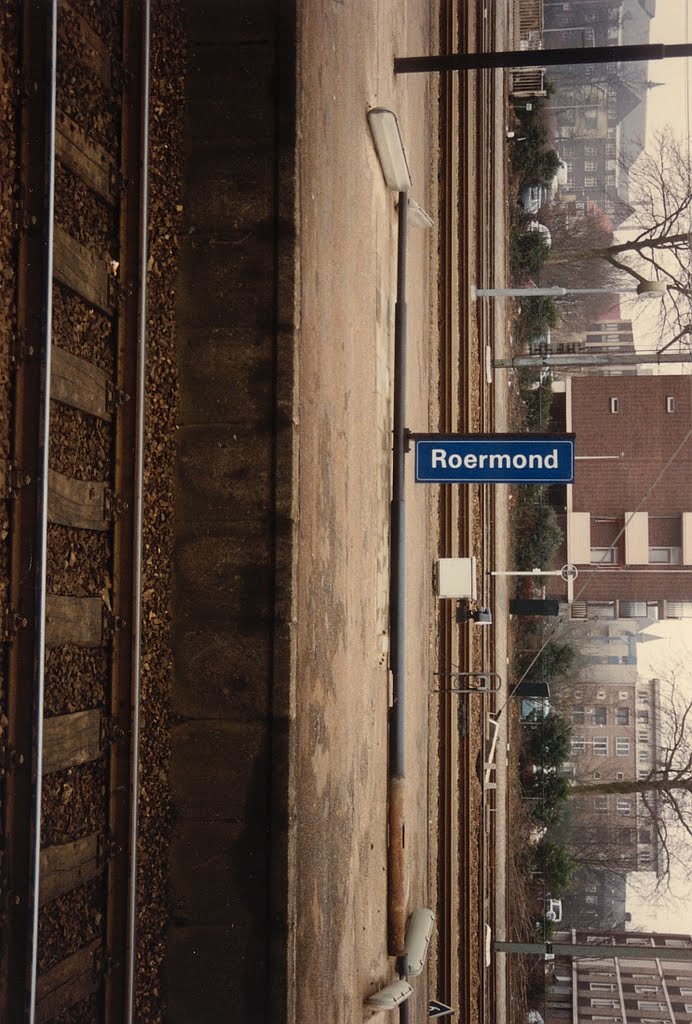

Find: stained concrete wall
<box><xmin>168</xmin><ymin>2</ymin><xmax>296</xmax><ymax>1020</ymax></box>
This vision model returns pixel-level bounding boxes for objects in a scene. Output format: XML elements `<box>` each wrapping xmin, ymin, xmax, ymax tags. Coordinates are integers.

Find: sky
<box><xmin>625</xmin><ymin>626</ymin><xmax>692</xmax><ymax>931</ymax></box>
<box><xmin>589</xmin><ymin>0</ymin><xmax>692</xmax><ymax>931</ymax></box>
<box><xmin>622</xmin><ymin>0</ymin><xmax>692</xmax><ymax>366</ymax></box>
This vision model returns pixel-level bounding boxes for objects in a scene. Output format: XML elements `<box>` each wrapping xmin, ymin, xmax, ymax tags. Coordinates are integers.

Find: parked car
<box><xmin>521</xmin><ymin>161</ymin><xmax>567</xmax><ymax>213</ymax></box>
<box><xmin>520</xmin><ymin>184</ymin><xmax>549</xmax><ymax>214</ymax></box>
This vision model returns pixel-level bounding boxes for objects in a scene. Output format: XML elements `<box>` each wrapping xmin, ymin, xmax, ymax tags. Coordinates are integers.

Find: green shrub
<box><xmin>526</xmin><ymin>715</ymin><xmax>573</xmax><ymax>767</ymax></box>
<box><xmin>530</xmin><ymin>772</ymin><xmax>571</xmax><ymax>825</ymax></box>
<box><xmin>515</xmin><ymin>296</ymin><xmax>560</xmax><ymax>340</ymax></box>
<box><xmin>532</xmin><ymin>839</ymin><xmax>576</xmax><ymax>895</ymax></box>
<box><xmin>522</xmin><ymin>375</ymin><xmax>554</xmax><ymax>430</ymax></box>
<box><xmin>512</xmin><ymin>494</ymin><xmax>563</xmax><ymax>570</ymax></box>
<box><xmin>511</xmin><ymin>231</ymin><xmax>552</xmax><ymax>278</ymax></box>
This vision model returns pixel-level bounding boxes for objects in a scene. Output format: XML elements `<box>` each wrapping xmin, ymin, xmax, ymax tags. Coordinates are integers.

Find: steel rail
<box><xmin>437</xmin><ymin>0</ymin><xmax>457</xmax><ymax>1005</ymax></box>
<box><xmin>27</xmin><ymin>3</ymin><xmax>58</xmax><ymax>1020</ymax></box>
<box><xmin>125</xmin><ymin>1</ymin><xmax>151</xmax><ymax>1018</ymax></box>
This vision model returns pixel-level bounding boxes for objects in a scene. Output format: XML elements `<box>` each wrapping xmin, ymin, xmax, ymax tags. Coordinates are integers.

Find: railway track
<box><xmin>435</xmin><ymin>1</ymin><xmax>505</xmax><ymax>1021</ymax></box>
<box><xmin>1</xmin><ymin>2</ymin><xmax>150</xmax><ymax>1020</ymax></box>
<box><xmin>435</xmin><ymin>0</ymin><xmax>461</xmax><ymax>1012</ymax></box>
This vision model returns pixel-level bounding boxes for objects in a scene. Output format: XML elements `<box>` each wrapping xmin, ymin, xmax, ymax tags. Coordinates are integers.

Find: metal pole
<box><xmin>391</xmin><ymin>190</ymin><xmax>407</xmax><ymax>782</ymax></box>
<box><xmin>474</xmin><ymin>286</ymin><xmax>642</xmax><ymax>298</ymax></box>
<box><xmin>388</xmin><ymin>190</ymin><xmax>408</xmax><ymax>956</ymax></box>
<box><xmin>394</xmin><ymin>42</ymin><xmax>692</xmax><ymax>75</ymax></box>
<box><xmin>493</xmin><ymin>351</ymin><xmax>691</xmax><ymax>369</ymax></box>
<box><xmin>495</xmin><ymin>941</ymin><xmax>692</xmax><ymax>961</ymax></box>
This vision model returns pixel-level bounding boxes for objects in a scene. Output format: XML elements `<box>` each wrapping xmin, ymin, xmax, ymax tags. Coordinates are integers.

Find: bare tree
<box><xmin>569</xmin><ymin>671</ymin><xmax>692</xmax><ymax>890</ymax></box>
<box><xmin>544</xmin><ymin>127</ymin><xmax>692</xmax><ymax>347</ymax></box>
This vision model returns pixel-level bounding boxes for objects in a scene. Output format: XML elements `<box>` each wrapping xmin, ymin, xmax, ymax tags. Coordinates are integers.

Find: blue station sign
<box><xmin>414</xmin><ymin>434</ymin><xmax>575</xmax><ymax>484</ymax></box>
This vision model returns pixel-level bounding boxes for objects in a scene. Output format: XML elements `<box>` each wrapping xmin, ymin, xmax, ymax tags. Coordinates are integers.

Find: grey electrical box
<box><xmin>434</xmin><ymin>557</ymin><xmax>477</xmax><ymax>599</ymax></box>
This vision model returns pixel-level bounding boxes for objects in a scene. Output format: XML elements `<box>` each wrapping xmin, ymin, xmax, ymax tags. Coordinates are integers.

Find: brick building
<box><xmin>545</xmin><ymin>930</ymin><xmax>692</xmax><ymax>1024</ymax></box>
<box><xmin>547</xmin><ymin>376</ymin><xmax>692</xmax><ymax>620</ymax></box>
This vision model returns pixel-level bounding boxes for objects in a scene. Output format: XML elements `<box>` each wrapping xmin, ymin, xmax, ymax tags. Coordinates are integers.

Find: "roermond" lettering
<box><xmin>430</xmin><ymin>448</ymin><xmax>559</xmax><ymax>471</ymax></box>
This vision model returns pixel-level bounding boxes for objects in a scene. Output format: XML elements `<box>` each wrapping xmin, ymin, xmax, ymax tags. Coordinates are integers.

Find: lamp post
<box><xmin>367</xmin><ymin>108</ymin><xmax>432</xmax><ymax>981</ymax></box>
<box><xmin>472</xmin><ymin>282</ymin><xmax>668</xmax><ymax>299</ymax></box>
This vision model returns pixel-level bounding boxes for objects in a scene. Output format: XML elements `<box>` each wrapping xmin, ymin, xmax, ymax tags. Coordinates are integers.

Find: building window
<box><xmin>593</xmin><ymin>771</ymin><xmax>602</xmax><ymax>780</ymax></box>
<box><xmin>649</xmin><ymin>547</ymin><xmax>681</xmax><ymax>564</ymax></box>
<box><xmin>591</xmin><ymin>984</ymin><xmax>616</xmax><ymax>992</ymax></box>
<box><xmin>616</xmin><ymin>708</ymin><xmax>630</xmax><ymax>725</ymax></box>
<box><xmin>610</xmin><ymin>397</ymin><xmax>620</xmax><ymax>413</ymax></box>
<box><xmin>666</xmin><ymin>396</ymin><xmax>675</xmax><ymax>412</ymax></box>
<box><xmin>585</xmin><ymin>174</ymin><xmax>598</xmax><ymax>188</ymax></box>
<box><xmin>638</xmin><ymin>691</ymin><xmax>650</xmax><ymax>704</ymax></box>
<box><xmin>593</xmin><ymin>737</ymin><xmax>608</xmax><ymax>755</ymax></box>
<box><xmin>639</xmin><ymin>732</ymin><xmax>649</xmax><ymax>744</ymax></box>
<box><xmin>637</xmin><ymin>711</ymin><xmax>650</xmax><ymax>723</ymax></box>
<box><xmin>572</xmin><ymin>737</ymin><xmax>587</xmax><ymax>754</ymax></box>
<box><xmin>594</xmin><ymin>795</ymin><xmax>609</xmax><ymax>812</ymax></box>
<box><xmin>639</xmin><ymin>769</ymin><xmax>650</xmax><ymax>780</ymax></box>
<box><xmin>639</xmin><ymin>752</ymin><xmax>650</xmax><ymax>764</ymax></box>
<box><xmin>597</xmin><ymin>691</ymin><xmax>607</xmax><ymax>701</ymax></box>
<box><xmin>573</xmin><ymin>706</ymin><xmax>586</xmax><ymax>724</ymax></box>
<box><xmin>616</xmin><ymin>772</ymin><xmax>624</xmax><ymax>781</ymax></box>
<box><xmin>639</xmin><ymin>829</ymin><xmax>651</xmax><ymax>843</ymax></box>
<box><xmin>617</xmin><ymin>798</ymin><xmax>631</xmax><ymax>815</ymax></box>
<box><xmin>635</xmin><ymin>986</ymin><xmax>660</xmax><ymax>995</ymax></box>
<box><xmin>638</xmin><ymin>1003</ymin><xmax>667</xmax><ymax>1012</ymax></box>
<box><xmin>616</xmin><ymin>737</ymin><xmax>630</xmax><ymax>756</ymax></box>
<box><xmin>592</xmin><ymin>547</ymin><xmax>618</xmax><ymax>564</ymax></box>
<box><xmin>594</xmin><ymin>707</ymin><xmax>607</xmax><ymax>725</ymax></box>
<box><xmin>592</xmin><ymin>999</ymin><xmax>620</xmax><ymax>1008</ymax></box>
<box><xmin>621</xmin><ymin>601</ymin><xmax>659</xmax><ymax>619</ymax></box>
<box><xmin>586</xmin><ymin>160</ymin><xmax>598</xmax><ymax>172</ymax></box>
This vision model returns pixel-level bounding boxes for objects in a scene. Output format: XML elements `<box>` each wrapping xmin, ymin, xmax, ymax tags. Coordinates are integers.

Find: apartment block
<box><xmin>564</xmin><ymin>677</ymin><xmax>661</xmax><ymax>876</ymax></box>
<box><xmin>545</xmin><ymin>930</ymin><xmax>692</xmax><ymax>1024</ymax></box>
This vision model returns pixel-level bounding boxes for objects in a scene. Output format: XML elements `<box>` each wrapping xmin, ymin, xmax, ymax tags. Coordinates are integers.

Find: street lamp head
<box><xmin>636</xmin><ymin>280</ymin><xmax>668</xmax><ymax>297</ymax></box>
<box><xmin>367</xmin><ymin>107</ymin><xmax>412</xmax><ymax>193</ymax></box>
<box><xmin>406</xmin><ymin>197</ymin><xmax>434</xmax><ymax>230</ymax></box>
